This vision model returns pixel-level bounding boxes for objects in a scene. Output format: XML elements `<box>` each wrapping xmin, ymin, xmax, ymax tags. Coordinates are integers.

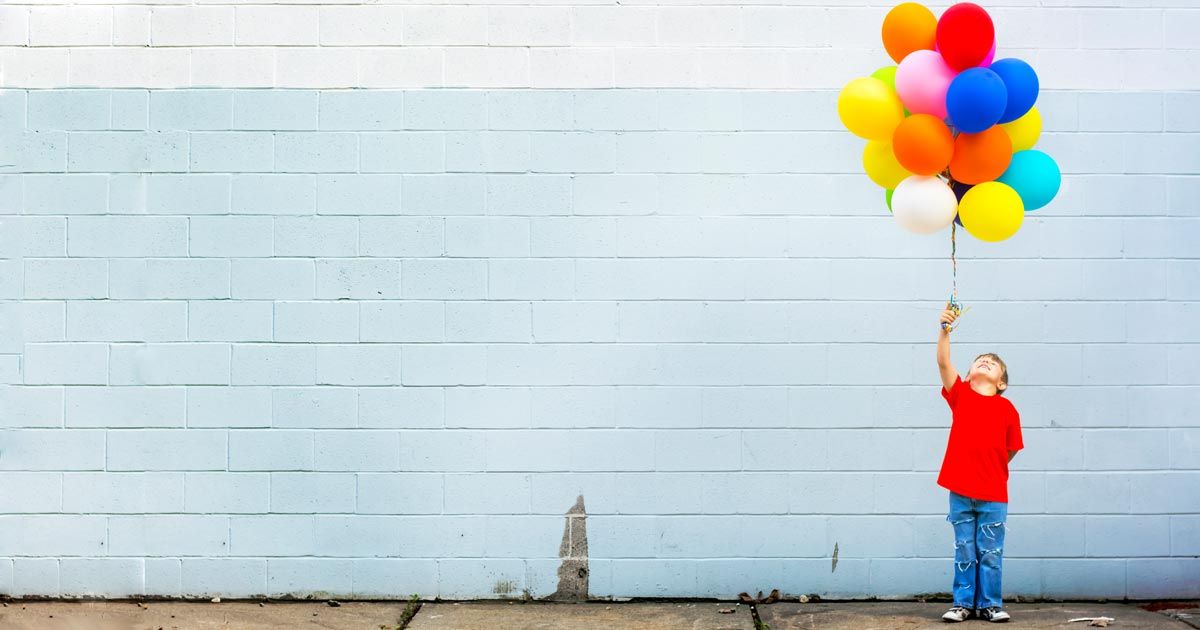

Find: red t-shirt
<box><xmin>937</xmin><ymin>375</ymin><xmax>1023</xmax><ymax>502</ymax></box>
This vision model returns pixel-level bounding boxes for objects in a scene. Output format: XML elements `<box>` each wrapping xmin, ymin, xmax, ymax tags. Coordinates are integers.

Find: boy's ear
<box><xmin>997</xmin><ymin>380</ymin><xmax>1007</xmax><ymax>392</ymax></box>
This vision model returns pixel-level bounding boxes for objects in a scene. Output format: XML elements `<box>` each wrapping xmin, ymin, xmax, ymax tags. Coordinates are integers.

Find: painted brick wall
<box><xmin>0</xmin><ymin>1</ymin><xmax>1198</xmax><ymax>600</ymax></box>
<box><xmin>0</xmin><ymin>4</ymin><xmax>1198</xmax><ymax>90</ymax></box>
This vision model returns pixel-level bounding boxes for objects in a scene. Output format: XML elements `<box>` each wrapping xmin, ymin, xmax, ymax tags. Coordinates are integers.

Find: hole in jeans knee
<box><xmin>981</xmin><ymin>521</ymin><xmax>1005</xmax><ymax>539</ymax></box>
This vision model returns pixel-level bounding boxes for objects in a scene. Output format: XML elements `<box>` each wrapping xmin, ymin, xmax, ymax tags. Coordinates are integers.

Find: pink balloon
<box><xmin>895</xmin><ymin>50</ymin><xmax>957</xmax><ymax>119</ymax></box>
<box><xmin>981</xmin><ymin>40</ymin><xmax>996</xmax><ymax>66</ymax></box>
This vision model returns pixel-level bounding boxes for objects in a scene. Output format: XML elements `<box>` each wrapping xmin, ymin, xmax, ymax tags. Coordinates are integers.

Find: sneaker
<box><xmin>941</xmin><ymin>606</ymin><xmax>972</xmax><ymax>622</ymax></box>
<box><xmin>980</xmin><ymin>607</ymin><xmax>1011</xmax><ymax>622</ymax></box>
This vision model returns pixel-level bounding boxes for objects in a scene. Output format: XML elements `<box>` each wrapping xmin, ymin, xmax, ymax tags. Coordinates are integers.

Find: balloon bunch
<box><xmin>838</xmin><ymin>2</ymin><xmax>1060</xmax><ymax>243</ymax></box>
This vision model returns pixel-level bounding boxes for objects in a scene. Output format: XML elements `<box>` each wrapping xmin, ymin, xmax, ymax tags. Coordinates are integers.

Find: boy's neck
<box><xmin>967</xmin><ymin>376</ymin><xmax>1000</xmax><ymax>397</ymax></box>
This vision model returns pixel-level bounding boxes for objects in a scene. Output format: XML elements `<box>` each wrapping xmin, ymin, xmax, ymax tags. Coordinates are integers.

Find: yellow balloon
<box><xmin>1000</xmin><ymin>106</ymin><xmax>1042</xmax><ymax>152</ymax></box>
<box><xmin>862</xmin><ymin>141</ymin><xmax>911</xmax><ymax>189</ymax></box>
<box><xmin>838</xmin><ymin>77</ymin><xmax>905</xmax><ymax>141</ymax></box>
<box><xmin>959</xmin><ymin>181</ymin><xmax>1025</xmax><ymax>242</ymax></box>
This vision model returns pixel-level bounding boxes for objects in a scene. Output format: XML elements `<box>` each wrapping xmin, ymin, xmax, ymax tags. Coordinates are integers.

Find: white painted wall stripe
<box><xmin>0</xmin><ymin>5</ymin><xmax>1197</xmax><ymax>88</ymax></box>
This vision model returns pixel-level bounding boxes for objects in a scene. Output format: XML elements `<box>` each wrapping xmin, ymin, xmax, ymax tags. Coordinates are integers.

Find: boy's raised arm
<box><xmin>937</xmin><ymin>303</ymin><xmax>958</xmax><ymax>391</ymax></box>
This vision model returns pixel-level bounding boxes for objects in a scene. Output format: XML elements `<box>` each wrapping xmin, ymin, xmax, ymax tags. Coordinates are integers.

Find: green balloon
<box><xmin>872</xmin><ymin>66</ymin><xmax>898</xmax><ymax>91</ymax></box>
<box><xmin>871</xmin><ymin>66</ymin><xmax>909</xmax><ymax>116</ymax></box>
<box><xmin>886</xmin><ymin>188</ymin><xmax>894</xmax><ymax>213</ymax></box>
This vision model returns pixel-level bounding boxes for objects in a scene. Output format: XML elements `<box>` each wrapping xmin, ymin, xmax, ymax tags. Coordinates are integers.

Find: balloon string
<box><xmin>951</xmin><ymin>220</ymin><xmax>957</xmax><ymax>300</ymax></box>
<box><xmin>944</xmin><ymin>221</ymin><xmax>968</xmax><ymax>332</ymax></box>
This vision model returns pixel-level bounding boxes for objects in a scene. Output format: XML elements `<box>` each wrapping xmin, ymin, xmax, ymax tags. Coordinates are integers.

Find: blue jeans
<box><xmin>947</xmin><ymin>491</ymin><xmax>1008</xmax><ymax>610</ymax></box>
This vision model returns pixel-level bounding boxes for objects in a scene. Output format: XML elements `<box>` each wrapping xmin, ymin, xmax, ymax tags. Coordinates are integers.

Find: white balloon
<box><xmin>891</xmin><ymin>175</ymin><xmax>958</xmax><ymax>234</ymax></box>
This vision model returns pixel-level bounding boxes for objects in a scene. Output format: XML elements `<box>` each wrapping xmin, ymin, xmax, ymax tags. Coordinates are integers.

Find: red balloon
<box><xmin>936</xmin><ymin>3</ymin><xmax>994</xmax><ymax>71</ymax></box>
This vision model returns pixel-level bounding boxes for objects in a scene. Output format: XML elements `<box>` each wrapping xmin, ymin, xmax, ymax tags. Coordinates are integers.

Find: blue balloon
<box><xmin>990</xmin><ymin>58</ymin><xmax>1039</xmax><ymax>124</ymax></box>
<box><xmin>946</xmin><ymin>68</ymin><xmax>1007</xmax><ymax>134</ymax></box>
<box><xmin>997</xmin><ymin>150</ymin><xmax>1060</xmax><ymax>211</ymax></box>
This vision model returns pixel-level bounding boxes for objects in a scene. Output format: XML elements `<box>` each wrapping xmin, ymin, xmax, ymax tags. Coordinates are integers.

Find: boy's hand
<box><xmin>939</xmin><ymin>302</ymin><xmax>959</xmax><ymax>332</ymax></box>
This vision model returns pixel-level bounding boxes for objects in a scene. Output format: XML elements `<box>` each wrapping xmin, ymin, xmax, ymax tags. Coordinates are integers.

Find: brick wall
<box><xmin>0</xmin><ymin>1</ymin><xmax>1197</xmax><ymax>600</ymax></box>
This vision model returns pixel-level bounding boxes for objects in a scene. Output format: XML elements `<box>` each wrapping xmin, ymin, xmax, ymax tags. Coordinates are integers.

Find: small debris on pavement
<box><xmin>327</xmin><ymin>600</ymin><xmax>341</xmax><ymax>607</ymax></box>
<box><xmin>718</xmin><ymin>608</ymin><xmax>734</xmax><ymax>614</ymax></box>
<box><xmin>211</xmin><ymin>597</ymin><xmax>220</xmax><ymax>603</ymax></box>
<box><xmin>799</xmin><ymin>595</ymin><xmax>810</xmax><ymax>603</ymax></box>
<box><xmin>1069</xmin><ymin>617</ymin><xmax>1116</xmax><ymax>626</ymax></box>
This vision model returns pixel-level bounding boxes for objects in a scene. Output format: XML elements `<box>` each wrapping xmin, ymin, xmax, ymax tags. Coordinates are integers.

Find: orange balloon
<box><xmin>882</xmin><ymin>3</ymin><xmax>938</xmax><ymax>64</ymax></box>
<box><xmin>892</xmin><ymin>114</ymin><xmax>954</xmax><ymax>175</ymax></box>
<box><xmin>949</xmin><ymin>127</ymin><xmax>1013</xmax><ymax>185</ymax></box>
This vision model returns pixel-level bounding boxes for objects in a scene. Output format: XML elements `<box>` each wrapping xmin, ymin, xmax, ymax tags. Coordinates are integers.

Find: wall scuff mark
<box><xmin>550</xmin><ymin>495</ymin><xmax>588</xmax><ymax>600</ymax></box>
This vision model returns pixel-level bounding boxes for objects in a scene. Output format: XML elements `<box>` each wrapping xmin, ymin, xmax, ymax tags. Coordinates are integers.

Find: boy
<box><xmin>936</xmin><ymin>304</ymin><xmax>1023</xmax><ymax>623</ymax></box>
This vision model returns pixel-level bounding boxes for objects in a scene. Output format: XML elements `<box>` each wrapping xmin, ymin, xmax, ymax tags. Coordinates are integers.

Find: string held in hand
<box><xmin>941</xmin><ymin>294</ymin><xmax>970</xmax><ymax>332</ymax></box>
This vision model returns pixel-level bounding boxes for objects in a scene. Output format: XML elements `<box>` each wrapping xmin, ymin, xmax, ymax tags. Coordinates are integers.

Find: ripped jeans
<box><xmin>947</xmin><ymin>490</ymin><xmax>1008</xmax><ymax>610</ymax></box>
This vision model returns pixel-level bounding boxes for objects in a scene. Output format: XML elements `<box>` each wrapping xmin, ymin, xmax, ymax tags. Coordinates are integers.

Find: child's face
<box><xmin>967</xmin><ymin>354</ymin><xmax>1007</xmax><ymax>392</ymax></box>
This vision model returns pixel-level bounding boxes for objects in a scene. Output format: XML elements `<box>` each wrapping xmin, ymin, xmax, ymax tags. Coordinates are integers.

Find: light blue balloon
<box><xmin>997</xmin><ymin>150</ymin><xmax>1060</xmax><ymax>211</ymax></box>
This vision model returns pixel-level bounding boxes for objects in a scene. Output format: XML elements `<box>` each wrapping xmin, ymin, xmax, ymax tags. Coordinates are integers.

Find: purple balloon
<box><xmin>951</xmin><ymin>181</ymin><xmax>973</xmax><ymax>201</ymax></box>
<box><xmin>951</xmin><ymin>181</ymin><xmax>971</xmax><ymax>226</ymax></box>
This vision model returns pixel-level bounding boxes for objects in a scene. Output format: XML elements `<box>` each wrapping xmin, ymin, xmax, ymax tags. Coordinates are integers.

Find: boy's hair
<box><xmin>974</xmin><ymin>353</ymin><xmax>1009</xmax><ymax>394</ymax></box>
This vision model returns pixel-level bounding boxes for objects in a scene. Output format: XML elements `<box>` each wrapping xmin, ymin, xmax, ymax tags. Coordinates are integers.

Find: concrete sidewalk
<box><xmin>758</xmin><ymin>601</ymin><xmax>1199</xmax><ymax>630</ymax></box>
<box><xmin>0</xmin><ymin>600</ymin><xmax>1195</xmax><ymax>630</ymax></box>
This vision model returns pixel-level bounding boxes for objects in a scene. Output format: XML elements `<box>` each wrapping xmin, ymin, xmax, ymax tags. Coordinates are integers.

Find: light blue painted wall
<box><xmin>0</xmin><ymin>88</ymin><xmax>1197</xmax><ymax>599</ymax></box>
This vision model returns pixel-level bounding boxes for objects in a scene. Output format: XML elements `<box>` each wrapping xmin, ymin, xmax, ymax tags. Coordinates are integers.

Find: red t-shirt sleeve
<box><xmin>1006</xmin><ymin>406</ymin><xmax>1024</xmax><ymax>451</ymax></box>
<box><xmin>941</xmin><ymin>375</ymin><xmax>963</xmax><ymax>408</ymax></box>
